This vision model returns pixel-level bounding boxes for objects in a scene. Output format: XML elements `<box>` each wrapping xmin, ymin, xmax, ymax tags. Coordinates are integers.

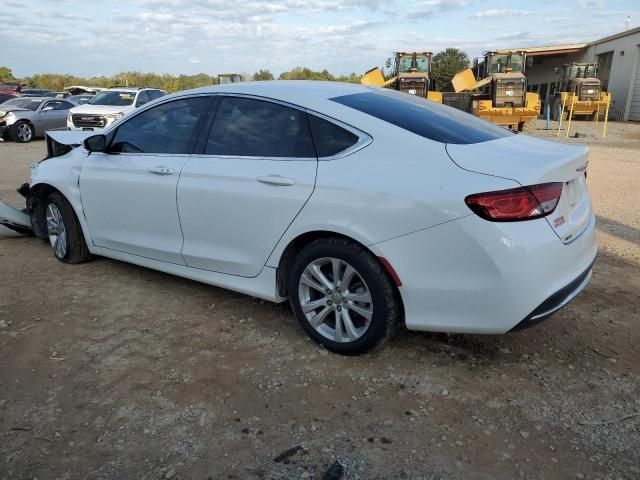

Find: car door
<box><xmin>177</xmin><ymin>95</ymin><xmax>318</xmax><ymax>277</ymax></box>
<box><xmin>38</xmin><ymin>100</ymin><xmax>71</xmax><ymax>133</ymax></box>
<box><xmin>80</xmin><ymin>96</ymin><xmax>213</xmax><ymax>264</ymax></box>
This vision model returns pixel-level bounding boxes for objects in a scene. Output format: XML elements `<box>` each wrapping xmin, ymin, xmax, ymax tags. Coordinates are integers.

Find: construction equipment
<box><xmin>450</xmin><ymin>50</ymin><xmax>540</xmax><ymax>132</ymax></box>
<box><xmin>549</xmin><ymin>63</ymin><xmax>610</xmax><ymax>121</ymax></box>
<box><xmin>361</xmin><ymin>52</ymin><xmax>443</xmax><ymax>102</ymax></box>
<box><xmin>218</xmin><ymin>73</ymin><xmax>244</xmax><ymax>85</ymax></box>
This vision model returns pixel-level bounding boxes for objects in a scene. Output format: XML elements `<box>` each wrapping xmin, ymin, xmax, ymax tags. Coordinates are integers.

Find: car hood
<box><xmin>69</xmin><ymin>104</ymin><xmax>134</xmax><ymax>115</ymax></box>
<box><xmin>0</xmin><ymin>107</ymin><xmax>31</xmax><ymax>116</ymax></box>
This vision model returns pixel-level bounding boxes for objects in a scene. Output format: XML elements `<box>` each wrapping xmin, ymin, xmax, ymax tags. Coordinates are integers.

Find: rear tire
<box><xmin>10</xmin><ymin>121</ymin><xmax>34</xmax><ymax>143</ymax></box>
<box><xmin>44</xmin><ymin>192</ymin><xmax>91</xmax><ymax>264</ymax></box>
<box><xmin>287</xmin><ymin>237</ymin><xmax>400</xmax><ymax>355</ymax></box>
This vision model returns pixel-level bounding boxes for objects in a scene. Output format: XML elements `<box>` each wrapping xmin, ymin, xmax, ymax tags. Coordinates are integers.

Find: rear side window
<box><xmin>206</xmin><ymin>97</ymin><xmax>315</xmax><ymax>158</ymax></box>
<box><xmin>308</xmin><ymin>114</ymin><xmax>359</xmax><ymax>157</ymax></box>
<box><xmin>330</xmin><ymin>90</ymin><xmax>513</xmax><ymax>144</ymax></box>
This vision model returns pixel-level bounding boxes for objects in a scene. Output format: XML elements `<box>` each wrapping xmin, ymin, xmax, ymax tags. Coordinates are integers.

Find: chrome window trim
<box><xmin>106</xmin><ymin>91</ymin><xmax>373</xmax><ymax>161</ymax></box>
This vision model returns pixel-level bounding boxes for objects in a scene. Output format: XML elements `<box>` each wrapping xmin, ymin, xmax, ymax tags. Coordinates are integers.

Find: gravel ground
<box><xmin>0</xmin><ymin>120</ymin><xmax>639</xmax><ymax>480</ymax></box>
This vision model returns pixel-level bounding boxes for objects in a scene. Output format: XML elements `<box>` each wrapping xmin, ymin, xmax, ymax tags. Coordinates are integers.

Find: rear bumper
<box><xmin>509</xmin><ymin>258</ymin><xmax>594</xmax><ymax>331</ymax></box>
<box><xmin>372</xmin><ymin>212</ymin><xmax>597</xmax><ymax>334</ymax></box>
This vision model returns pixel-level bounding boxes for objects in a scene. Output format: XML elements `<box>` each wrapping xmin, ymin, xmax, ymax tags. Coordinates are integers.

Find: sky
<box><xmin>1</xmin><ymin>0</ymin><xmax>639</xmax><ymax>78</ymax></box>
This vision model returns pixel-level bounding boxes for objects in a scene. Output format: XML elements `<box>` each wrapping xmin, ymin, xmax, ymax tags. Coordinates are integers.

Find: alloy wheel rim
<box><xmin>17</xmin><ymin>124</ymin><xmax>32</xmax><ymax>142</ymax></box>
<box><xmin>46</xmin><ymin>203</ymin><xmax>67</xmax><ymax>259</ymax></box>
<box><xmin>298</xmin><ymin>257</ymin><xmax>373</xmax><ymax>343</ymax></box>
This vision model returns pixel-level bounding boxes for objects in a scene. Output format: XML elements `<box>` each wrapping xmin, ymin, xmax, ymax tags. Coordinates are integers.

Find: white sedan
<box><xmin>8</xmin><ymin>81</ymin><xmax>597</xmax><ymax>354</ymax></box>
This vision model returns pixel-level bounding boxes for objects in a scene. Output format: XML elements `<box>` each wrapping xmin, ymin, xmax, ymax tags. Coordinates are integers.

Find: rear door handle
<box><xmin>256</xmin><ymin>175</ymin><xmax>295</xmax><ymax>186</ymax></box>
<box><xmin>149</xmin><ymin>166</ymin><xmax>175</xmax><ymax>175</ymax></box>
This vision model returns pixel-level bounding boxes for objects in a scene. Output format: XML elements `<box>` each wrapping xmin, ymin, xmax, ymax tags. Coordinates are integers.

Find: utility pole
<box><xmin>626</xmin><ymin>15</ymin><xmax>631</xmax><ymax>30</ymax></box>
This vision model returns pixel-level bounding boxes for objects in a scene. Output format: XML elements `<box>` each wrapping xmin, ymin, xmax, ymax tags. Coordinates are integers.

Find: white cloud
<box><xmin>472</xmin><ymin>9</ymin><xmax>532</xmax><ymax>18</ymax></box>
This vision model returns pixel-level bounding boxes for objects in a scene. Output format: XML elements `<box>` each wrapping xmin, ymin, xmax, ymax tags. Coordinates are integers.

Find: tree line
<box><xmin>0</xmin><ymin>48</ymin><xmax>470</xmax><ymax>93</ymax></box>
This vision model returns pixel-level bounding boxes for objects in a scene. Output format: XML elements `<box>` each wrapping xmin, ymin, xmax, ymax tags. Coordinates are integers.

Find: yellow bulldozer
<box><xmin>549</xmin><ymin>63</ymin><xmax>610</xmax><ymax>121</ymax></box>
<box><xmin>361</xmin><ymin>52</ymin><xmax>443</xmax><ymax>102</ymax></box>
<box><xmin>451</xmin><ymin>50</ymin><xmax>540</xmax><ymax>132</ymax></box>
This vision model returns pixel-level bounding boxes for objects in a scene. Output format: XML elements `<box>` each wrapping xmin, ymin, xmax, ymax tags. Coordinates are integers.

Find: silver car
<box><xmin>0</xmin><ymin>97</ymin><xmax>77</xmax><ymax>143</ymax></box>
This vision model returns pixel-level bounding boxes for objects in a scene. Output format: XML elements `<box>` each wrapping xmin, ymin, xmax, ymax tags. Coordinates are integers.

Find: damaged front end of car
<box><xmin>0</xmin><ymin>130</ymin><xmax>92</xmax><ymax>237</ymax></box>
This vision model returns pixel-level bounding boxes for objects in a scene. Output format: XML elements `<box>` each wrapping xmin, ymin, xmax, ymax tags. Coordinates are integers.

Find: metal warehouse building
<box><xmin>517</xmin><ymin>27</ymin><xmax>640</xmax><ymax>121</ymax></box>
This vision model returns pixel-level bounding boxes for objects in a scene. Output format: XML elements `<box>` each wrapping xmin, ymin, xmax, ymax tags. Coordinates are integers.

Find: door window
<box><xmin>205</xmin><ymin>97</ymin><xmax>315</xmax><ymax>158</ymax></box>
<box><xmin>110</xmin><ymin>97</ymin><xmax>211</xmax><ymax>154</ymax></box>
<box><xmin>135</xmin><ymin>91</ymin><xmax>151</xmax><ymax>107</ymax></box>
<box><xmin>308</xmin><ymin>114</ymin><xmax>359</xmax><ymax>157</ymax></box>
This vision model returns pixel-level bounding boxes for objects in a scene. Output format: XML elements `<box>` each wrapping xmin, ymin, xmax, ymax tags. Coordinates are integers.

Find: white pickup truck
<box><xmin>67</xmin><ymin>87</ymin><xmax>165</xmax><ymax>131</ymax></box>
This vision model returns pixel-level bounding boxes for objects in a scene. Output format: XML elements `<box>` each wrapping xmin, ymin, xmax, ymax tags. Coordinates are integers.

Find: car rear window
<box><xmin>308</xmin><ymin>114</ymin><xmax>359</xmax><ymax>158</ymax></box>
<box><xmin>330</xmin><ymin>90</ymin><xmax>513</xmax><ymax>144</ymax></box>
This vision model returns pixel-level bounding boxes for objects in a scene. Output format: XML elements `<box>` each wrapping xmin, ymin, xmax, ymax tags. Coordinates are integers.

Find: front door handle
<box><xmin>149</xmin><ymin>166</ymin><xmax>175</xmax><ymax>175</ymax></box>
<box><xmin>256</xmin><ymin>175</ymin><xmax>295</xmax><ymax>186</ymax></box>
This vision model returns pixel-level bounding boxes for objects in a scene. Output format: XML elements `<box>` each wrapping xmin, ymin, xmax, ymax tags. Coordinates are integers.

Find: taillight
<box><xmin>465</xmin><ymin>183</ymin><xmax>563</xmax><ymax>222</ymax></box>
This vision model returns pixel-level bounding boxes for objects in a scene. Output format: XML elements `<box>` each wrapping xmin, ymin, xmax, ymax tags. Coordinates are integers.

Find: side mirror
<box><xmin>84</xmin><ymin>134</ymin><xmax>107</xmax><ymax>152</ymax></box>
<box><xmin>385</xmin><ymin>58</ymin><xmax>392</xmax><ymax>69</ymax></box>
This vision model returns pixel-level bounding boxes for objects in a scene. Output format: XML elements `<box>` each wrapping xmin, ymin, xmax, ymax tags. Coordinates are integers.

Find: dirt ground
<box><xmin>0</xmin><ymin>120</ymin><xmax>639</xmax><ymax>480</ymax></box>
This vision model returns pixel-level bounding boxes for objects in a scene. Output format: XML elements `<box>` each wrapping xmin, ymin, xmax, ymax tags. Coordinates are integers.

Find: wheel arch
<box><xmin>275</xmin><ymin>230</ymin><xmax>404</xmax><ymax>315</ymax></box>
<box><xmin>27</xmin><ymin>183</ymin><xmax>63</xmax><ymax>238</ymax></box>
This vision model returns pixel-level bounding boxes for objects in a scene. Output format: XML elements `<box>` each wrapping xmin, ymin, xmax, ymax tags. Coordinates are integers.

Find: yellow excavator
<box><xmin>451</xmin><ymin>50</ymin><xmax>540</xmax><ymax>132</ymax></box>
<box><xmin>361</xmin><ymin>52</ymin><xmax>443</xmax><ymax>102</ymax></box>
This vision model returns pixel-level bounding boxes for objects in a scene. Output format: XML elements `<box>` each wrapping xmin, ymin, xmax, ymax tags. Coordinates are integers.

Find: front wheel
<box><xmin>44</xmin><ymin>192</ymin><xmax>91</xmax><ymax>263</ymax></box>
<box><xmin>288</xmin><ymin>238</ymin><xmax>400</xmax><ymax>355</ymax></box>
<box><xmin>10</xmin><ymin>121</ymin><xmax>34</xmax><ymax>143</ymax></box>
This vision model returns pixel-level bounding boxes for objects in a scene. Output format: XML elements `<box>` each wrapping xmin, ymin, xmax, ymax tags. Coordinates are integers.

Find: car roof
<box><xmin>13</xmin><ymin>96</ymin><xmax>49</xmax><ymax>101</ymax></box>
<box><xmin>187</xmin><ymin>80</ymin><xmax>371</xmax><ymax>103</ymax></box>
<box><xmin>103</xmin><ymin>87</ymin><xmax>161</xmax><ymax>92</ymax></box>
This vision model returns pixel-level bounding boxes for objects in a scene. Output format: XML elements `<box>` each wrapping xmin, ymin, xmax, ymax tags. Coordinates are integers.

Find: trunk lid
<box><xmin>446</xmin><ymin>134</ymin><xmax>592</xmax><ymax>244</ymax></box>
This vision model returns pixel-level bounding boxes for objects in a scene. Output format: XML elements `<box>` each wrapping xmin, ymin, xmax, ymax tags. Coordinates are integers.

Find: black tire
<box><xmin>44</xmin><ymin>192</ymin><xmax>91</xmax><ymax>264</ymax></box>
<box><xmin>287</xmin><ymin>237</ymin><xmax>400</xmax><ymax>355</ymax></box>
<box><xmin>10</xmin><ymin>121</ymin><xmax>34</xmax><ymax>143</ymax></box>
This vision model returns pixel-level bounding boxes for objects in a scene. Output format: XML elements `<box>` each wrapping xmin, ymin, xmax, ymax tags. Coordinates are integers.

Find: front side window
<box><xmin>135</xmin><ymin>91</ymin><xmax>150</xmax><ymax>107</ymax></box>
<box><xmin>205</xmin><ymin>97</ymin><xmax>315</xmax><ymax>158</ymax></box>
<box><xmin>45</xmin><ymin>100</ymin><xmax>73</xmax><ymax>111</ymax></box>
<box><xmin>330</xmin><ymin>90</ymin><xmax>512</xmax><ymax>144</ymax></box>
<box><xmin>89</xmin><ymin>91</ymin><xmax>136</xmax><ymax>106</ymax></box>
<box><xmin>110</xmin><ymin>97</ymin><xmax>211</xmax><ymax>154</ymax></box>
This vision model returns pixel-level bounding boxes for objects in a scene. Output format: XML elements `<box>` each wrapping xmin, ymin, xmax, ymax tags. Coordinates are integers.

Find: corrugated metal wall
<box><xmin>580</xmin><ymin>31</ymin><xmax>640</xmax><ymax>121</ymax></box>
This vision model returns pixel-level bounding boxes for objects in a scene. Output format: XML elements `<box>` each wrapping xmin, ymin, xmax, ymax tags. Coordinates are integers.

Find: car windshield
<box><xmin>398</xmin><ymin>55</ymin><xmax>430</xmax><ymax>73</ymax></box>
<box><xmin>2</xmin><ymin>98</ymin><xmax>42</xmax><ymax>111</ymax></box>
<box><xmin>88</xmin><ymin>91</ymin><xmax>136</xmax><ymax>106</ymax></box>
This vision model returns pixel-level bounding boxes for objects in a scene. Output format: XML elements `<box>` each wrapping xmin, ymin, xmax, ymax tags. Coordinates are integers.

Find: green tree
<box><xmin>0</xmin><ymin>66</ymin><xmax>16</xmax><ymax>82</ymax></box>
<box><xmin>431</xmin><ymin>48</ymin><xmax>470</xmax><ymax>91</ymax></box>
<box><xmin>278</xmin><ymin>67</ymin><xmax>335</xmax><ymax>81</ymax></box>
<box><xmin>253</xmin><ymin>69</ymin><xmax>274</xmax><ymax>81</ymax></box>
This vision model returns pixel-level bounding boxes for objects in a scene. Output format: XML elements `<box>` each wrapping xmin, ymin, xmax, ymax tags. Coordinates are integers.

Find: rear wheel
<box><xmin>288</xmin><ymin>238</ymin><xmax>400</xmax><ymax>355</ymax></box>
<box><xmin>10</xmin><ymin>121</ymin><xmax>34</xmax><ymax>143</ymax></box>
<box><xmin>45</xmin><ymin>192</ymin><xmax>91</xmax><ymax>263</ymax></box>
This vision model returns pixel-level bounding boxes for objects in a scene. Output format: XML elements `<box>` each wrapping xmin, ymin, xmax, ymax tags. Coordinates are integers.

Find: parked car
<box><xmin>66</xmin><ymin>94</ymin><xmax>95</xmax><ymax>105</ymax></box>
<box><xmin>8</xmin><ymin>82</ymin><xmax>597</xmax><ymax>354</ymax></box>
<box><xmin>20</xmin><ymin>88</ymin><xmax>54</xmax><ymax>97</ymax></box>
<box><xmin>0</xmin><ymin>93</ymin><xmax>17</xmax><ymax>104</ymax></box>
<box><xmin>67</xmin><ymin>87</ymin><xmax>166</xmax><ymax>131</ymax></box>
<box><xmin>0</xmin><ymin>82</ymin><xmax>25</xmax><ymax>95</ymax></box>
<box><xmin>0</xmin><ymin>97</ymin><xmax>77</xmax><ymax>142</ymax></box>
